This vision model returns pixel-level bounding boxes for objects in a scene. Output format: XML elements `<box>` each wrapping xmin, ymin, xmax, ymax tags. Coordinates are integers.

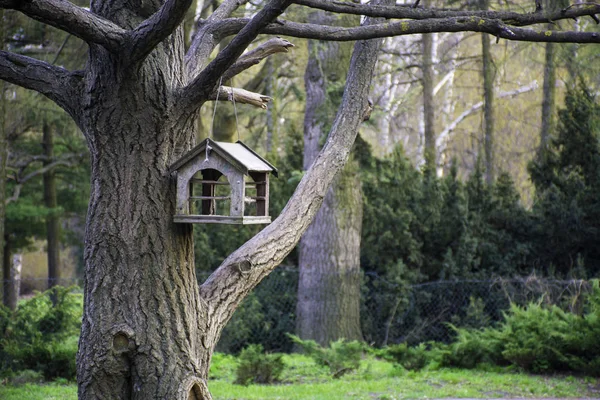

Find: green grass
<box><xmin>0</xmin><ymin>382</ymin><xmax>77</xmax><ymax>400</ymax></box>
<box><xmin>1</xmin><ymin>354</ymin><xmax>598</xmax><ymax>400</ymax></box>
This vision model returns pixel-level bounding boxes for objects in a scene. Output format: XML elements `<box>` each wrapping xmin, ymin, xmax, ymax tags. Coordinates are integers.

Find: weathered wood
<box><xmin>190</xmin><ymin>196</ymin><xmax>231</xmax><ymax>200</ymax></box>
<box><xmin>173</xmin><ymin>215</ymin><xmax>271</xmax><ymax>224</ymax></box>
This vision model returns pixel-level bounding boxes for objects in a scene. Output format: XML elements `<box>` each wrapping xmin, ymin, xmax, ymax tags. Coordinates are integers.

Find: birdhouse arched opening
<box><xmin>169</xmin><ymin>138</ymin><xmax>277</xmax><ymax>225</ymax></box>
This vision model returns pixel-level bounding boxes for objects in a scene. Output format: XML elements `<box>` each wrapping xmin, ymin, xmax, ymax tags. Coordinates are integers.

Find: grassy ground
<box><xmin>1</xmin><ymin>354</ymin><xmax>598</xmax><ymax>400</ymax></box>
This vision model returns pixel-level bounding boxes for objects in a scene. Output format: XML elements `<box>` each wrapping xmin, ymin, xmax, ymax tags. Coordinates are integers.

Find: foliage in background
<box><xmin>234</xmin><ymin>344</ymin><xmax>285</xmax><ymax>386</ymax></box>
<box><xmin>529</xmin><ymin>83</ymin><xmax>600</xmax><ymax>278</ymax></box>
<box><xmin>378</xmin><ymin>342</ymin><xmax>434</xmax><ymax>371</ymax></box>
<box><xmin>0</xmin><ymin>287</ymin><xmax>81</xmax><ymax>381</ymax></box>
<box><xmin>289</xmin><ymin>334</ymin><xmax>365</xmax><ymax>378</ymax></box>
<box><xmin>210</xmin><ymin>83</ymin><xmax>600</xmax><ymax>351</ymax></box>
<box><xmin>441</xmin><ymin>280</ymin><xmax>600</xmax><ymax>375</ymax></box>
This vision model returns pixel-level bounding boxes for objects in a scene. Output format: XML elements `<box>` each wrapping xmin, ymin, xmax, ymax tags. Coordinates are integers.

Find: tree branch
<box><xmin>213</xmin><ymin>16</ymin><xmax>600</xmax><ymax>43</ymax></box>
<box><xmin>293</xmin><ymin>0</ymin><xmax>600</xmax><ymax>27</ymax></box>
<box><xmin>436</xmin><ymin>80</ymin><xmax>539</xmax><ymax>158</ymax></box>
<box><xmin>1</xmin><ymin>0</ymin><xmax>125</xmax><ymax>52</ymax></box>
<box><xmin>6</xmin><ymin>155</ymin><xmax>84</xmax><ymax>205</ymax></box>
<box><xmin>180</xmin><ymin>0</ymin><xmax>294</xmax><ymax>114</ymax></box>
<box><xmin>221</xmin><ymin>37</ymin><xmax>294</xmax><ymax>81</ymax></box>
<box><xmin>199</xmin><ymin>2</ymin><xmax>387</xmax><ymax>338</ymax></box>
<box><xmin>209</xmin><ymin>86</ymin><xmax>271</xmax><ymax>108</ymax></box>
<box><xmin>0</xmin><ymin>51</ymin><xmax>83</xmax><ymax>118</ymax></box>
<box><xmin>128</xmin><ymin>0</ymin><xmax>194</xmax><ymax>62</ymax></box>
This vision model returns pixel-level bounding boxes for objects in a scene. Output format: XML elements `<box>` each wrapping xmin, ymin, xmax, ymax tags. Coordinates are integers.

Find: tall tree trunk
<box><xmin>43</xmin><ymin>122</ymin><xmax>61</xmax><ymax>293</ymax></box>
<box><xmin>296</xmin><ymin>11</ymin><xmax>363</xmax><ymax>345</ymax></box>
<box><xmin>75</xmin><ymin>24</ymin><xmax>210</xmax><ymax>400</ymax></box>
<box><xmin>539</xmin><ymin>0</ymin><xmax>568</xmax><ymax>158</ymax></box>
<box><xmin>480</xmin><ymin>0</ymin><xmax>495</xmax><ymax>184</ymax></box>
<box><xmin>422</xmin><ymin>29</ymin><xmax>436</xmax><ymax>167</ymax></box>
<box><xmin>539</xmin><ymin>40</ymin><xmax>555</xmax><ymax>158</ymax></box>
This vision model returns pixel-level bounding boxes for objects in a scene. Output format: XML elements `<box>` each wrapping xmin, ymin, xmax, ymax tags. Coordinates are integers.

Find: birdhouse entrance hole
<box><xmin>190</xmin><ymin>169</ymin><xmax>231</xmax><ymax>216</ymax></box>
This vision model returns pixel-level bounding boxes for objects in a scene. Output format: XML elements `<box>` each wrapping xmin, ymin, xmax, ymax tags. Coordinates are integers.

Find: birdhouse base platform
<box><xmin>174</xmin><ymin>214</ymin><xmax>272</xmax><ymax>225</ymax></box>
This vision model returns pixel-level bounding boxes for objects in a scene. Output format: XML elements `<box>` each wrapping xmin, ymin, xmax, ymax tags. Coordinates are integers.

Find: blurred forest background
<box><xmin>2</xmin><ymin>0</ymin><xmax>600</xmax><ymax>352</ymax></box>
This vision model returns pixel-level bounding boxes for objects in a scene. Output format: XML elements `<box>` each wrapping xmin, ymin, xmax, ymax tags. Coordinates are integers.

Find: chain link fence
<box><xmin>2</xmin><ymin>273</ymin><xmax>593</xmax><ymax>354</ymax></box>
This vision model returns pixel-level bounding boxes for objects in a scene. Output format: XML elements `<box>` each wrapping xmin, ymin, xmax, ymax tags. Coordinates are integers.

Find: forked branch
<box><xmin>128</xmin><ymin>0</ymin><xmax>194</xmax><ymax>62</ymax></box>
<box><xmin>186</xmin><ymin>0</ymin><xmax>250</xmax><ymax>77</ymax></box>
<box><xmin>0</xmin><ymin>51</ymin><xmax>83</xmax><ymax>118</ymax></box>
<box><xmin>0</xmin><ymin>0</ymin><xmax>125</xmax><ymax>52</ymax></box>
<box><xmin>180</xmin><ymin>0</ymin><xmax>293</xmax><ymax>114</ymax></box>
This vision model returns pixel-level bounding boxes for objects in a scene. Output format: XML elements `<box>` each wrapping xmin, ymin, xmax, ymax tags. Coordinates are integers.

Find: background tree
<box><xmin>296</xmin><ymin>10</ymin><xmax>363</xmax><ymax>345</ymax></box>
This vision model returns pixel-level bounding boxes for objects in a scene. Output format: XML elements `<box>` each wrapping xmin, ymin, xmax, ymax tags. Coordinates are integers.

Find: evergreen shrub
<box><xmin>441</xmin><ymin>280</ymin><xmax>600</xmax><ymax>375</ymax></box>
<box><xmin>289</xmin><ymin>334</ymin><xmax>365</xmax><ymax>378</ymax></box>
<box><xmin>379</xmin><ymin>343</ymin><xmax>433</xmax><ymax>371</ymax></box>
<box><xmin>234</xmin><ymin>344</ymin><xmax>285</xmax><ymax>385</ymax></box>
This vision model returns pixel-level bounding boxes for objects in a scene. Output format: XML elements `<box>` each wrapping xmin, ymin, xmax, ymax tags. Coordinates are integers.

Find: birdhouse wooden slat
<box><xmin>169</xmin><ymin>138</ymin><xmax>277</xmax><ymax>225</ymax></box>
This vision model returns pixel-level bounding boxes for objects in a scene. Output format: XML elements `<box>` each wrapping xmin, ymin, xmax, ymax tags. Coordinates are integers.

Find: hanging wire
<box><xmin>231</xmin><ymin>77</ymin><xmax>241</xmax><ymax>142</ymax></box>
<box><xmin>210</xmin><ymin>76</ymin><xmax>224</xmax><ymax>140</ymax></box>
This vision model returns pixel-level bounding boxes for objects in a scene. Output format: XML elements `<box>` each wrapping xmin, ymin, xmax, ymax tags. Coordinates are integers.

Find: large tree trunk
<box><xmin>296</xmin><ymin>11</ymin><xmax>363</xmax><ymax>345</ymax></box>
<box><xmin>43</xmin><ymin>122</ymin><xmax>61</xmax><ymax>293</ymax></box>
<box><xmin>75</xmin><ymin>24</ymin><xmax>210</xmax><ymax>400</ymax></box>
<box><xmin>297</xmin><ymin>164</ymin><xmax>363</xmax><ymax>345</ymax></box>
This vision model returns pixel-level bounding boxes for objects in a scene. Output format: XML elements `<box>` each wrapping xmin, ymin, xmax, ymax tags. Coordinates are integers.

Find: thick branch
<box><xmin>1</xmin><ymin>0</ymin><xmax>125</xmax><ymax>52</ymax></box>
<box><xmin>199</xmin><ymin>5</ymin><xmax>385</xmax><ymax>334</ymax></box>
<box><xmin>214</xmin><ymin>16</ymin><xmax>600</xmax><ymax>43</ymax></box>
<box><xmin>221</xmin><ymin>37</ymin><xmax>294</xmax><ymax>81</ymax></box>
<box><xmin>0</xmin><ymin>51</ymin><xmax>83</xmax><ymax>118</ymax></box>
<box><xmin>128</xmin><ymin>0</ymin><xmax>194</xmax><ymax>62</ymax></box>
<box><xmin>209</xmin><ymin>86</ymin><xmax>271</xmax><ymax>108</ymax></box>
<box><xmin>294</xmin><ymin>0</ymin><xmax>600</xmax><ymax>27</ymax></box>
<box><xmin>180</xmin><ymin>0</ymin><xmax>293</xmax><ymax>113</ymax></box>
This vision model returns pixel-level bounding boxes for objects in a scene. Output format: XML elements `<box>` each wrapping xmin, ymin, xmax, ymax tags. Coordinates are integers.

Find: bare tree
<box><xmin>1</xmin><ymin>0</ymin><xmax>599</xmax><ymax>398</ymax></box>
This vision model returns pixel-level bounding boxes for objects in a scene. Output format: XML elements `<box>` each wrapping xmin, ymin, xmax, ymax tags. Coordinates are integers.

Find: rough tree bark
<box><xmin>480</xmin><ymin>0</ymin><xmax>495</xmax><ymax>184</ymax></box>
<box><xmin>1</xmin><ymin>0</ymin><xmax>599</xmax><ymax>398</ymax></box>
<box><xmin>43</xmin><ymin>122</ymin><xmax>61</xmax><ymax>293</ymax></box>
<box><xmin>297</xmin><ymin>10</ymin><xmax>363</xmax><ymax>345</ymax></box>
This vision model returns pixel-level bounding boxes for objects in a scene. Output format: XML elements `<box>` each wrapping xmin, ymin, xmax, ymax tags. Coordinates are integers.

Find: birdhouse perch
<box><xmin>169</xmin><ymin>138</ymin><xmax>278</xmax><ymax>224</ymax></box>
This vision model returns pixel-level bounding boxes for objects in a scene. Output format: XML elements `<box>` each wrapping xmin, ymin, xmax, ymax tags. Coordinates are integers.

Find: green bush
<box><xmin>441</xmin><ymin>280</ymin><xmax>600</xmax><ymax>375</ymax></box>
<box><xmin>379</xmin><ymin>343</ymin><xmax>433</xmax><ymax>371</ymax></box>
<box><xmin>289</xmin><ymin>334</ymin><xmax>365</xmax><ymax>378</ymax></box>
<box><xmin>234</xmin><ymin>344</ymin><xmax>285</xmax><ymax>386</ymax></box>
<box><xmin>0</xmin><ymin>287</ymin><xmax>82</xmax><ymax>381</ymax></box>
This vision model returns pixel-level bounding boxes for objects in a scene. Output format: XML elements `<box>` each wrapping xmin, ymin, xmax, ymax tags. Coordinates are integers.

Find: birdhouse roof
<box><xmin>169</xmin><ymin>138</ymin><xmax>278</xmax><ymax>177</ymax></box>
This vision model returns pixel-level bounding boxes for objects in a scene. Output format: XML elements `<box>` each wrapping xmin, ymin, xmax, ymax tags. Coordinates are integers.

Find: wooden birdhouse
<box><xmin>169</xmin><ymin>138</ymin><xmax>278</xmax><ymax>224</ymax></box>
